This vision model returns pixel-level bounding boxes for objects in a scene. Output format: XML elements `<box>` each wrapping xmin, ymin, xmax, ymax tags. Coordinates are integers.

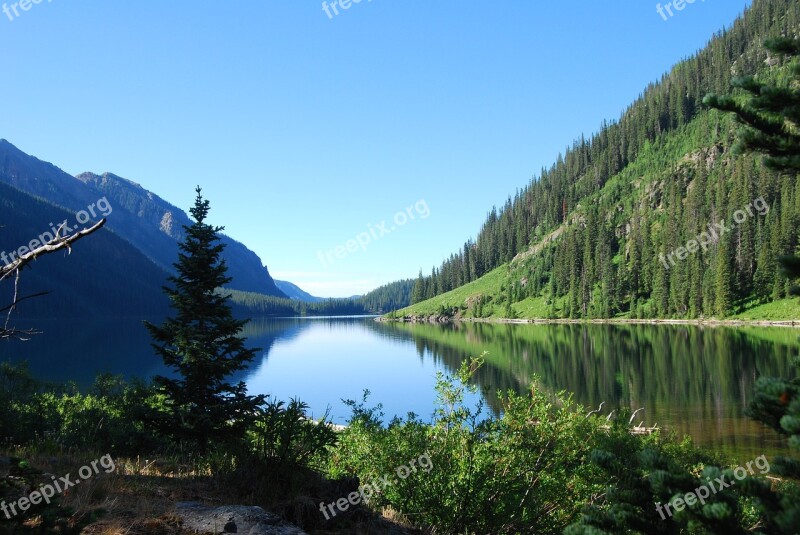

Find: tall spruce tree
<box><xmin>145</xmin><ymin>187</ymin><xmax>262</xmax><ymax>452</ymax></box>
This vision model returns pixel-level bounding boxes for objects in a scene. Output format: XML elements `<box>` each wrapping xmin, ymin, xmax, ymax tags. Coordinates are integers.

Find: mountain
<box><xmin>403</xmin><ymin>0</ymin><xmax>800</xmax><ymax>321</ymax></box>
<box><xmin>229</xmin><ymin>279</ymin><xmax>416</xmax><ymax>316</ymax></box>
<box><xmin>0</xmin><ymin>180</ymin><xmax>170</xmax><ymax>318</ymax></box>
<box><xmin>0</xmin><ymin>139</ymin><xmax>286</xmax><ymax>297</ymax></box>
<box><xmin>75</xmin><ymin>171</ymin><xmax>285</xmax><ymax>297</ymax></box>
<box><xmin>274</xmin><ymin>280</ymin><xmax>323</xmax><ymax>303</ymax></box>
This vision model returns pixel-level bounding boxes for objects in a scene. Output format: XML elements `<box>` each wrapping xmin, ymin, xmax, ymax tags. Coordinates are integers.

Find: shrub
<box><xmin>327</xmin><ymin>356</ymin><xmax>614</xmax><ymax>534</ymax></box>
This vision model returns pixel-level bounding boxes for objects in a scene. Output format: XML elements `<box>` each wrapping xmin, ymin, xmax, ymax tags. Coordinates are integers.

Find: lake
<box><xmin>2</xmin><ymin>316</ymin><xmax>797</xmax><ymax>462</ymax></box>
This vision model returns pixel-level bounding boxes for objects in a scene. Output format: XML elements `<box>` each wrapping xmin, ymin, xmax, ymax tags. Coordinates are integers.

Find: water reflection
<box><xmin>378</xmin><ymin>321</ymin><xmax>798</xmax><ymax>460</ymax></box>
<box><xmin>2</xmin><ymin>316</ymin><xmax>796</xmax><ymax>461</ymax></box>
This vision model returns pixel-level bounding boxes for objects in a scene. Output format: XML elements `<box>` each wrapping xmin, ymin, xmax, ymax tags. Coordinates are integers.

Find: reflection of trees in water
<box><xmin>374</xmin><ymin>321</ymin><xmax>798</xmax><ymax>457</ymax></box>
<box><xmin>240</xmin><ymin>317</ymin><xmax>311</xmax><ymax>357</ymax></box>
<box><xmin>365</xmin><ymin>321</ymin><xmax>529</xmax><ymax>413</ymax></box>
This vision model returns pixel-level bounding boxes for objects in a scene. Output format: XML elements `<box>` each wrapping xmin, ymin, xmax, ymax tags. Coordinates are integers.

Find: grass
<box><xmin>731</xmin><ymin>299</ymin><xmax>800</xmax><ymax>321</ymax></box>
<box><xmin>396</xmin><ymin>261</ymin><xmax>800</xmax><ymax>322</ymax></box>
<box><xmin>395</xmin><ymin>266</ymin><xmax>509</xmax><ymax>319</ymax></box>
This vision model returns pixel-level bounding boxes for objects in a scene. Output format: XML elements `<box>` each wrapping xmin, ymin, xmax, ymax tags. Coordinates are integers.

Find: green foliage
<box><xmin>328</xmin><ymin>356</ymin><xmax>616</xmax><ymax>534</ymax></box>
<box><xmin>707</xmin><ymin>34</ymin><xmax>800</xmax><ymax>534</ymax></box>
<box><xmin>144</xmin><ymin>187</ymin><xmax>263</xmax><ymax>453</ymax></box>
<box><xmin>704</xmin><ymin>37</ymin><xmax>800</xmax><ymax>174</ymax></box>
<box><xmin>0</xmin><ymin>455</ymin><xmax>90</xmax><ymax>534</ymax></box>
<box><xmin>227</xmin><ymin>289</ymin><xmax>370</xmax><ymax>317</ymax></box>
<box><xmin>228</xmin><ymin>279</ymin><xmax>415</xmax><ymax>317</ymax></box>
<box><xmin>0</xmin><ymin>365</ymin><xmax>166</xmax><ymax>455</ymax></box>
<box><xmin>251</xmin><ymin>397</ymin><xmax>338</xmax><ymax>470</ymax></box>
<box><xmin>359</xmin><ymin>278</ymin><xmax>415</xmax><ymax>313</ymax></box>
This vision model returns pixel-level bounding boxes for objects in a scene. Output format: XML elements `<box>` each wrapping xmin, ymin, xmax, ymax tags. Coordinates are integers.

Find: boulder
<box><xmin>175</xmin><ymin>502</ymin><xmax>308</xmax><ymax>535</ymax></box>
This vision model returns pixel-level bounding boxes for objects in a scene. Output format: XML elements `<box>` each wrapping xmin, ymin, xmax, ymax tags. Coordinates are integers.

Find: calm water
<box><xmin>2</xmin><ymin>316</ymin><xmax>797</xmax><ymax>461</ymax></box>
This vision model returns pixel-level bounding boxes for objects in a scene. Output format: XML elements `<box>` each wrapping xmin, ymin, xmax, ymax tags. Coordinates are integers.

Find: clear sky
<box><xmin>0</xmin><ymin>0</ymin><xmax>752</xmax><ymax>297</ymax></box>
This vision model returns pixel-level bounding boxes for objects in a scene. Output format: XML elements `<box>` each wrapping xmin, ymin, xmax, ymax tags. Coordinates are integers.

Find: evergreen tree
<box><xmin>411</xmin><ymin>270</ymin><xmax>426</xmax><ymax>304</ymax></box>
<box><xmin>707</xmin><ymin>36</ymin><xmax>800</xmax><ymax>532</ymax></box>
<box><xmin>704</xmin><ymin>38</ymin><xmax>800</xmax><ymax>173</ymax></box>
<box><xmin>145</xmin><ymin>187</ymin><xmax>262</xmax><ymax>452</ymax></box>
<box><xmin>705</xmin><ymin>36</ymin><xmax>800</xmax><ymax>296</ymax></box>
<box><xmin>714</xmin><ymin>232</ymin><xmax>734</xmax><ymax>316</ymax></box>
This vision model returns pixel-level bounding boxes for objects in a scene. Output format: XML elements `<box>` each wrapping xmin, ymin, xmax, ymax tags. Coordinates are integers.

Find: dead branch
<box><xmin>0</xmin><ymin>219</ymin><xmax>106</xmax><ymax>281</ymax></box>
<box><xmin>1</xmin><ymin>219</ymin><xmax>106</xmax><ymax>339</ymax></box>
<box><xmin>628</xmin><ymin>408</ymin><xmax>645</xmax><ymax>425</ymax></box>
<box><xmin>585</xmin><ymin>401</ymin><xmax>605</xmax><ymax>418</ymax></box>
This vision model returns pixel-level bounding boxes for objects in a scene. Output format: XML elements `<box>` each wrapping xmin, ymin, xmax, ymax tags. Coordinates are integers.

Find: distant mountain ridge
<box><xmin>274</xmin><ymin>280</ymin><xmax>323</xmax><ymax>302</ymax></box>
<box><xmin>0</xmin><ymin>139</ymin><xmax>286</xmax><ymax>298</ymax></box>
<box><xmin>0</xmin><ymin>139</ymin><xmax>417</xmax><ymax>320</ymax></box>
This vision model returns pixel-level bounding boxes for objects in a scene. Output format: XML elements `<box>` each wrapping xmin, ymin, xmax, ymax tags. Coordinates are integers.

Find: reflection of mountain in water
<box><xmin>235</xmin><ymin>316</ymin><xmax>384</xmax><ymax>384</ymax></box>
<box><xmin>0</xmin><ymin>317</ymin><xmax>171</xmax><ymax>385</ymax></box>
<box><xmin>374</xmin><ymin>321</ymin><xmax>799</xmax><ymax>459</ymax></box>
<box><xmin>240</xmin><ymin>317</ymin><xmax>311</xmax><ymax>359</ymax></box>
<box><xmin>0</xmin><ymin>316</ymin><xmax>371</xmax><ymax>388</ymax></box>
<box><xmin>364</xmin><ymin>320</ymin><xmax>520</xmax><ymax>411</ymax></box>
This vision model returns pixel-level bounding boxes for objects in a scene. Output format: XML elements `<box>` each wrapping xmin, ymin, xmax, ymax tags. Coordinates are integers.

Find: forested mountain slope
<box><xmin>405</xmin><ymin>0</ymin><xmax>800</xmax><ymax>320</ymax></box>
<box><xmin>0</xmin><ymin>181</ymin><xmax>170</xmax><ymax>317</ymax></box>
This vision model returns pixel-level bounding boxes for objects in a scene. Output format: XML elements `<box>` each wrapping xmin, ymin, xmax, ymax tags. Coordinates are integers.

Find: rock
<box><xmin>175</xmin><ymin>502</ymin><xmax>308</xmax><ymax>535</ymax></box>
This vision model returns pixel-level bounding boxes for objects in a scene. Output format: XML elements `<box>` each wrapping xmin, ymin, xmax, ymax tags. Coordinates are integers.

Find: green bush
<box><xmin>0</xmin><ymin>365</ymin><xmax>167</xmax><ymax>455</ymax></box>
<box><xmin>327</xmin><ymin>356</ymin><xmax>615</xmax><ymax>534</ymax></box>
<box><xmin>250</xmin><ymin>397</ymin><xmax>338</xmax><ymax>470</ymax></box>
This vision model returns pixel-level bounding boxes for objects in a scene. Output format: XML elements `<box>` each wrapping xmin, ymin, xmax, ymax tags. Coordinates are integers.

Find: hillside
<box><xmin>0</xmin><ymin>139</ymin><xmax>286</xmax><ymax>297</ymax></box>
<box><xmin>76</xmin><ymin>171</ymin><xmax>285</xmax><ymax>297</ymax></box>
<box><xmin>0</xmin><ymin>181</ymin><xmax>170</xmax><ymax>318</ymax></box>
<box><xmin>401</xmin><ymin>0</ymin><xmax>800</xmax><ymax>321</ymax></box>
<box><xmin>274</xmin><ymin>280</ymin><xmax>323</xmax><ymax>302</ymax></box>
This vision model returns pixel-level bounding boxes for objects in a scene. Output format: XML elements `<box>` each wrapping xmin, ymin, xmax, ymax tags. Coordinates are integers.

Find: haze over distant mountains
<box><xmin>274</xmin><ymin>280</ymin><xmax>323</xmax><ymax>303</ymax></box>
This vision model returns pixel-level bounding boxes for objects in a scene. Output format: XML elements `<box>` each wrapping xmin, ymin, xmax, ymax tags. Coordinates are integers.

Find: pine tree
<box><xmin>411</xmin><ymin>270</ymin><xmax>426</xmax><ymax>304</ymax></box>
<box><xmin>145</xmin><ymin>187</ymin><xmax>262</xmax><ymax>452</ymax></box>
<box><xmin>707</xmin><ymin>37</ymin><xmax>800</xmax><ymax>532</ymax></box>
<box><xmin>704</xmin><ymin>38</ymin><xmax>800</xmax><ymax>173</ymax></box>
<box><xmin>705</xmin><ymin>36</ymin><xmax>800</xmax><ymax>297</ymax></box>
<box><xmin>714</xmin><ymin>232</ymin><xmax>734</xmax><ymax>316</ymax></box>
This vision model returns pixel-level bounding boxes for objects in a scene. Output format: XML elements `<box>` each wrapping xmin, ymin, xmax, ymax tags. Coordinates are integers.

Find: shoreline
<box><xmin>379</xmin><ymin>316</ymin><xmax>800</xmax><ymax>328</ymax></box>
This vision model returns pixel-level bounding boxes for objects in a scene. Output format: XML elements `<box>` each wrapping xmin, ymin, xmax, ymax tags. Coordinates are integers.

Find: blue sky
<box><xmin>0</xmin><ymin>0</ymin><xmax>751</xmax><ymax>297</ymax></box>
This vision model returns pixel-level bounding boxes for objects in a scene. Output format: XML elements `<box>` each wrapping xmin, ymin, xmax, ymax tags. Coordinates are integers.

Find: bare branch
<box><xmin>0</xmin><ymin>219</ymin><xmax>106</xmax><ymax>340</ymax></box>
<box><xmin>585</xmin><ymin>401</ymin><xmax>605</xmax><ymax>418</ymax></box>
<box><xmin>629</xmin><ymin>408</ymin><xmax>645</xmax><ymax>425</ymax></box>
<box><xmin>0</xmin><ymin>219</ymin><xmax>106</xmax><ymax>281</ymax></box>
<box><xmin>0</xmin><ymin>291</ymin><xmax>50</xmax><ymax>314</ymax></box>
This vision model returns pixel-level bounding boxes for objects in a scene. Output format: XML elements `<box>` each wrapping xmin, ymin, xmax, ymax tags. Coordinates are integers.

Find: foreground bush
<box><xmin>327</xmin><ymin>357</ymin><xmax>618</xmax><ymax>533</ymax></box>
<box><xmin>325</xmin><ymin>356</ymin><xmax>787</xmax><ymax>534</ymax></box>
